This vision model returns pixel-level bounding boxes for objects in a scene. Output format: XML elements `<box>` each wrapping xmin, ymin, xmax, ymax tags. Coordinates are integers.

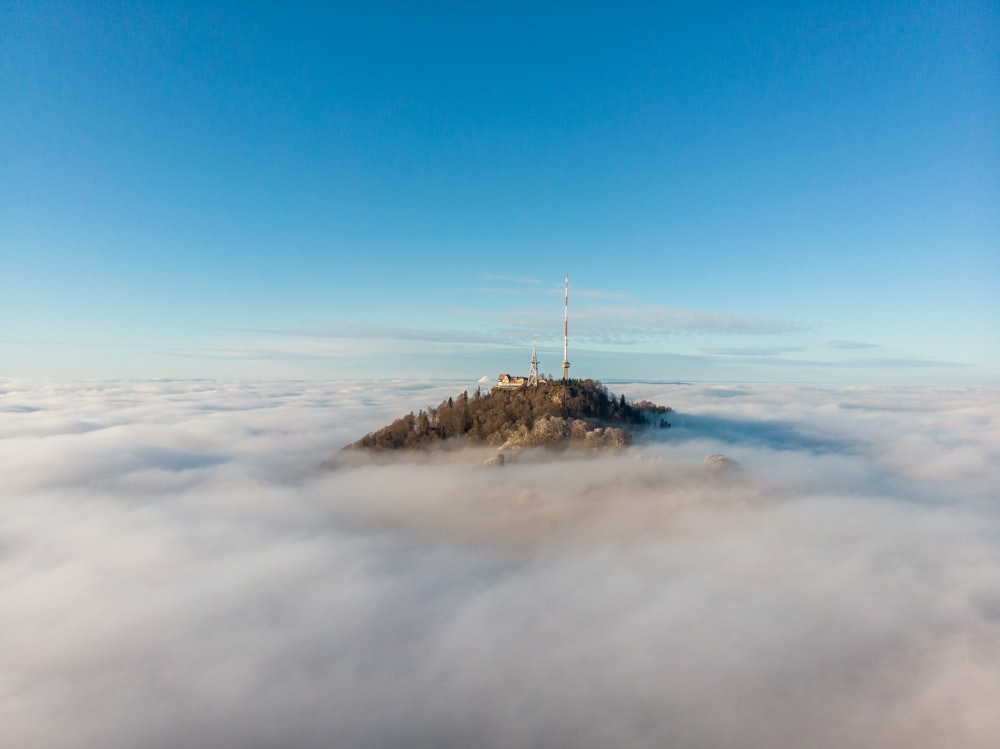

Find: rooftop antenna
<box><xmin>561</xmin><ymin>273</ymin><xmax>570</xmax><ymax>381</ymax></box>
<box><xmin>528</xmin><ymin>334</ymin><xmax>539</xmax><ymax>387</ymax></box>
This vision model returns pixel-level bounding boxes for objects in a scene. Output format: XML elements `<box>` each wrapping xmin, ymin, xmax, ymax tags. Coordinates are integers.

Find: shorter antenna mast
<box><xmin>528</xmin><ymin>334</ymin><xmax>539</xmax><ymax>387</ymax></box>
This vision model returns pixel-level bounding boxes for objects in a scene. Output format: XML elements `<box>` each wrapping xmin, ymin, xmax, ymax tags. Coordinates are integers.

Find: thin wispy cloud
<box><xmin>472</xmin><ymin>286</ymin><xmax>541</xmax><ymax>296</ymax></box>
<box><xmin>574</xmin><ymin>305</ymin><xmax>803</xmax><ymax>337</ymax></box>
<box><xmin>536</xmin><ymin>279</ymin><xmax>635</xmax><ymax>305</ymax></box>
<box><xmin>697</xmin><ymin>352</ymin><xmax>974</xmax><ymax>371</ymax></box>
<box><xmin>565</xmin><ymin>288</ymin><xmax>635</xmax><ymax>300</ymax></box>
<box><xmin>223</xmin><ymin>301</ymin><xmax>799</xmax><ymax>352</ymax></box>
<box><xmin>220</xmin><ymin>322</ymin><xmax>527</xmax><ymax>347</ymax></box>
<box><xmin>843</xmin><ymin>356</ymin><xmax>975</xmax><ymax>369</ymax></box>
<box><xmin>829</xmin><ymin>339</ymin><xmax>881</xmax><ymax>350</ymax></box>
<box><xmin>178</xmin><ymin>309</ymin><xmax>975</xmax><ymax>387</ymax></box>
<box><xmin>703</xmin><ymin>346</ymin><xmax>805</xmax><ymax>357</ymax></box>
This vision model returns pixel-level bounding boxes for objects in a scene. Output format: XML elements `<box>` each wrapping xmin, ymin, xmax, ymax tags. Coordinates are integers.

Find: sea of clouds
<box><xmin>2</xmin><ymin>378</ymin><xmax>999</xmax><ymax>749</ymax></box>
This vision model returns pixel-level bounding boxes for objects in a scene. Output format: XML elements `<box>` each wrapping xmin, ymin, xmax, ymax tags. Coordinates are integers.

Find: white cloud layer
<box><xmin>2</xmin><ymin>379</ymin><xmax>999</xmax><ymax>748</ymax></box>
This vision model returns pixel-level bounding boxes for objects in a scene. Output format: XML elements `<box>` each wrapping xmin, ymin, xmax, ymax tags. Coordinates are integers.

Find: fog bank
<box><xmin>2</xmin><ymin>379</ymin><xmax>998</xmax><ymax>748</ymax></box>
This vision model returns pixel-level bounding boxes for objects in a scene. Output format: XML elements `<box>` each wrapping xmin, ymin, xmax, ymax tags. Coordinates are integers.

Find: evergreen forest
<box><xmin>351</xmin><ymin>379</ymin><xmax>670</xmax><ymax>451</ymax></box>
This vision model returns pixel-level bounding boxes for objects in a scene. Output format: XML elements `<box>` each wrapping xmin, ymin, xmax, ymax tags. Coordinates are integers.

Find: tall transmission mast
<box><xmin>561</xmin><ymin>273</ymin><xmax>571</xmax><ymax>381</ymax></box>
<box><xmin>528</xmin><ymin>334</ymin><xmax>539</xmax><ymax>387</ymax></box>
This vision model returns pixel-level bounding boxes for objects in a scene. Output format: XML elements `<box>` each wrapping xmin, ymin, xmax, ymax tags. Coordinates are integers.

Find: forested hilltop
<box><xmin>345</xmin><ymin>378</ymin><xmax>670</xmax><ymax>454</ymax></box>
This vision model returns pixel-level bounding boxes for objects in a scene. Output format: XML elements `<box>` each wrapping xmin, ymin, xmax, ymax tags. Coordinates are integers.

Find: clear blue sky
<box><xmin>2</xmin><ymin>1</ymin><xmax>997</xmax><ymax>383</ymax></box>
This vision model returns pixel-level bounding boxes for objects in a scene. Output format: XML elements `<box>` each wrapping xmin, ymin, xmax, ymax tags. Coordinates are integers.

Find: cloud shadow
<box><xmin>653</xmin><ymin>412</ymin><xmax>860</xmax><ymax>455</ymax></box>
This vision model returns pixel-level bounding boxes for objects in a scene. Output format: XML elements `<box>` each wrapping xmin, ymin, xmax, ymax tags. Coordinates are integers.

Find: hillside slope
<box><xmin>345</xmin><ymin>379</ymin><xmax>670</xmax><ymax>453</ymax></box>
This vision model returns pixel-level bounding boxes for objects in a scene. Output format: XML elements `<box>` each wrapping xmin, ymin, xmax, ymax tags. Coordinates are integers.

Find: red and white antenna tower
<box><xmin>561</xmin><ymin>273</ymin><xmax>570</xmax><ymax>381</ymax></box>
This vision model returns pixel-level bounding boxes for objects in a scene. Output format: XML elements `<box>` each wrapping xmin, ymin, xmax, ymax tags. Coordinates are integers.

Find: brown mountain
<box><xmin>341</xmin><ymin>378</ymin><xmax>670</xmax><ymax>455</ymax></box>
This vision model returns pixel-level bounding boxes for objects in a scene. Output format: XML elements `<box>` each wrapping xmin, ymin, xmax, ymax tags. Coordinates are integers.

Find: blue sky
<box><xmin>2</xmin><ymin>1</ymin><xmax>997</xmax><ymax>383</ymax></box>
